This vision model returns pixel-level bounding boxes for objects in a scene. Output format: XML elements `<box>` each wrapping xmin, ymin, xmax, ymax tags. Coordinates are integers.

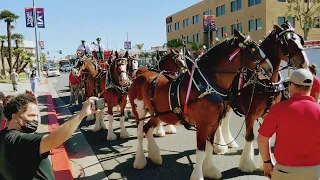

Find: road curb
<box><xmin>48</xmin><ymin>80</ymin><xmax>108</xmax><ymax>180</ymax></box>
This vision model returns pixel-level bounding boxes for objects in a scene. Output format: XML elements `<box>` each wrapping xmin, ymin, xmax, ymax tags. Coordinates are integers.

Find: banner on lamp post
<box><xmin>124</xmin><ymin>41</ymin><xmax>131</xmax><ymax>50</ymax></box>
<box><xmin>24</xmin><ymin>8</ymin><xmax>45</xmax><ymax>28</ymax></box>
<box><xmin>38</xmin><ymin>41</ymin><xmax>44</xmax><ymax>49</ymax></box>
<box><xmin>203</xmin><ymin>15</ymin><xmax>215</xmax><ymax>32</ymax></box>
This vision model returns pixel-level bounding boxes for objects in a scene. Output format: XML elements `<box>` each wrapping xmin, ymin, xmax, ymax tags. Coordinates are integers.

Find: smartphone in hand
<box><xmin>95</xmin><ymin>98</ymin><xmax>105</xmax><ymax>109</ymax></box>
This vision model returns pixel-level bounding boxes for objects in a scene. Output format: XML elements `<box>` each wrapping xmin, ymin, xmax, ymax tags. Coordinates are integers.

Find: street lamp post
<box><xmin>33</xmin><ymin>0</ymin><xmax>41</xmax><ymax>79</ymax></box>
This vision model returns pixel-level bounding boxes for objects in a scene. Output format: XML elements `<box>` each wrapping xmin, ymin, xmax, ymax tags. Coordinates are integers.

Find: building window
<box><xmin>222</xmin><ymin>27</ymin><xmax>226</xmax><ymax>37</ymax></box>
<box><xmin>237</xmin><ymin>23</ymin><xmax>243</xmax><ymax>32</ymax></box>
<box><xmin>186</xmin><ymin>36</ymin><xmax>191</xmax><ymax>43</ymax></box>
<box><xmin>278</xmin><ymin>16</ymin><xmax>295</xmax><ymax>27</ymax></box>
<box><xmin>167</xmin><ymin>25</ymin><xmax>172</xmax><ymax>33</ymax></box>
<box><xmin>217</xmin><ymin>28</ymin><xmax>221</xmax><ymax>38</ymax></box>
<box><xmin>248</xmin><ymin>0</ymin><xmax>261</xmax><ymax>7</ymax></box>
<box><xmin>255</xmin><ymin>18</ymin><xmax>262</xmax><ymax>30</ymax></box>
<box><xmin>277</xmin><ymin>0</ymin><xmax>286</xmax><ymax>2</ymax></box>
<box><xmin>203</xmin><ymin>10</ymin><xmax>212</xmax><ymax>15</ymax></box>
<box><xmin>183</xmin><ymin>18</ymin><xmax>189</xmax><ymax>28</ymax></box>
<box><xmin>197</xmin><ymin>33</ymin><xmax>200</xmax><ymax>42</ymax></box>
<box><xmin>216</xmin><ymin>5</ymin><xmax>226</xmax><ymax>17</ymax></box>
<box><xmin>209</xmin><ymin>9</ymin><xmax>212</xmax><ymax>15</ymax></box>
<box><xmin>231</xmin><ymin>24</ymin><xmax>237</xmax><ymax>34</ymax></box>
<box><xmin>231</xmin><ymin>0</ymin><xmax>242</xmax><ymax>12</ymax></box>
<box><xmin>193</xmin><ymin>14</ymin><xmax>200</xmax><ymax>24</ymax></box>
<box><xmin>249</xmin><ymin>20</ymin><xmax>254</xmax><ymax>31</ymax></box>
<box><xmin>175</xmin><ymin>22</ymin><xmax>180</xmax><ymax>30</ymax></box>
<box><xmin>193</xmin><ymin>34</ymin><xmax>200</xmax><ymax>42</ymax></box>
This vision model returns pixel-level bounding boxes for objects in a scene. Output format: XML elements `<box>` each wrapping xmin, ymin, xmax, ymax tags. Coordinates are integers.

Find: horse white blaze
<box><xmin>239</xmin><ymin>140</ymin><xmax>257</xmax><ymax>172</ymax></box>
<box><xmin>221</xmin><ymin>109</ymin><xmax>239</xmax><ymax>148</ymax></box>
<box><xmin>133</xmin><ymin>99</ymin><xmax>147</xmax><ymax>169</ymax></box>
<box><xmin>203</xmin><ymin>141</ymin><xmax>222</xmax><ymax>179</ymax></box>
<box><xmin>107</xmin><ymin>115</ymin><xmax>117</xmax><ymax>140</ymax></box>
<box><xmin>132</xmin><ymin>60</ymin><xmax>139</xmax><ymax>70</ymax></box>
<box><xmin>190</xmin><ymin>150</ymin><xmax>206</xmax><ymax>180</ymax></box>
<box><xmin>120</xmin><ymin>116</ymin><xmax>129</xmax><ymax>139</ymax></box>
<box><xmin>293</xmin><ymin>33</ymin><xmax>309</xmax><ymax>68</ymax></box>
<box><xmin>119</xmin><ymin>64</ymin><xmax>128</xmax><ymax>86</ymax></box>
<box><xmin>147</xmin><ymin>127</ymin><xmax>162</xmax><ymax>165</ymax></box>
<box><xmin>213</xmin><ymin>126</ymin><xmax>228</xmax><ymax>154</ymax></box>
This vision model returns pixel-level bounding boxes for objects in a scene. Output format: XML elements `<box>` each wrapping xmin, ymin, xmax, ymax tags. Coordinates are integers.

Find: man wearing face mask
<box><xmin>257</xmin><ymin>69</ymin><xmax>320</xmax><ymax>180</ymax></box>
<box><xmin>0</xmin><ymin>94</ymin><xmax>99</xmax><ymax>180</ymax></box>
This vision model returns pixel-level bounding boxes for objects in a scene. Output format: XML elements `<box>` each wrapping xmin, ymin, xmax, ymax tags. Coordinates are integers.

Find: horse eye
<box><xmin>251</xmin><ymin>48</ymin><xmax>256</xmax><ymax>51</ymax></box>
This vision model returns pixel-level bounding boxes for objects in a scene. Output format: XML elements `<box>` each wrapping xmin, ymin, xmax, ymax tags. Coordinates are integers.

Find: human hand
<box><xmin>263</xmin><ymin>163</ymin><xmax>274</xmax><ymax>179</ymax></box>
<box><xmin>79</xmin><ymin>97</ymin><xmax>99</xmax><ymax>118</ymax></box>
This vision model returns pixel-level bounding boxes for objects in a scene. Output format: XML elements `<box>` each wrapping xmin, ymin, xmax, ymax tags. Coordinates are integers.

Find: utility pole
<box><xmin>33</xmin><ymin>0</ymin><xmax>41</xmax><ymax>79</ymax></box>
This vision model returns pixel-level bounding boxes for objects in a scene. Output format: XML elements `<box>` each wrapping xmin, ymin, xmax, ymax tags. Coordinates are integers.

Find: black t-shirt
<box><xmin>0</xmin><ymin>129</ymin><xmax>54</xmax><ymax>180</ymax></box>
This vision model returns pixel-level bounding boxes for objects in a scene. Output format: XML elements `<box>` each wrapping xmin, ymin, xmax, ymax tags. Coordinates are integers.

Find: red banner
<box><xmin>203</xmin><ymin>15</ymin><xmax>215</xmax><ymax>32</ymax></box>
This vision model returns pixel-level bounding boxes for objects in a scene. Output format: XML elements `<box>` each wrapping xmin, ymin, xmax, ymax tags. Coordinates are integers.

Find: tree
<box><xmin>41</xmin><ymin>52</ymin><xmax>47</xmax><ymax>64</ymax></box>
<box><xmin>139</xmin><ymin>52</ymin><xmax>150</xmax><ymax>65</ymax></box>
<box><xmin>11</xmin><ymin>33</ymin><xmax>24</xmax><ymax>69</ymax></box>
<box><xmin>135</xmin><ymin>43</ymin><xmax>144</xmax><ymax>50</ymax></box>
<box><xmin>18</xmin><ymin>52</ymin><xmax>34</xmax><ymax>73</ymax></box>
<box><xmin>0</xmin><ymin>10</ymin><xmax>19</xmax><ymax>70</ymax></box>
<box><xmin>188</xmin><ymin>42</ymin><xmax>206</xmax><ymax>52</ymax></box>
<box><xmin>0</xmin><ymin>35</ymin><xmax>6</xmax><ymax>75</ymax></box>
<box><xmin>285</xmin><ymin>0</ymin><xmax>320</xmax><ymax>40</ymax></box>
<box><xmin>163</xmin><ymin>38</ymin><xmax>183</xmax><ymax>50</ymax></box>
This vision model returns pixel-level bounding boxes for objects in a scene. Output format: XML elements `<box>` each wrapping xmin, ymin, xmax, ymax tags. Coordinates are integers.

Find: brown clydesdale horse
<box><xmin>128</xmin><ymin>30</ymin><xmax>271</xmax><ymax>180</ymax></box>
<box><xmin>77</xmin><ymin>51</ymin><xmax>135</xmax><ymax>140</ymax></box>
<box><xmin>134</xmin><ymin>49</ymin><xmax>186</xmax><ymax>137</ymax></box>
<box><xmin>213</xmin><ymin>23</ymin><xmax>309</xmax><ymax>172</ymax></box>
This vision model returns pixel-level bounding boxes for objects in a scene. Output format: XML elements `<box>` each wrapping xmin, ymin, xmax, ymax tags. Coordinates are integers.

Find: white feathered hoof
<box><xmin>86</xmin><ymin>113</ymin><xmax>95</xmax><ymax>121</ymax></box>
<box><xmin>190</xmin><ymin>171</ymin><xmax>204</xmax><ymax>180</ymax></box>
<box><xmin>238</xmin><ymin>141</ymin><xmax>257</xmax><ymax>172</ymax></box>
<box><xmin>107</xmin><ymin>131</ymin><xmax>117</xmax><ymax>141</ymax></box>
<box><xmin>213</xmin><ymin>126</ymin><xmax>228</xmax><ymax>154</ymax></box>
<box><xmin>154</xmin><ymin>124</ymin><xmax>166</xmax><ymax>137</ymax></box>
<box><xmin>213</xmin><ymin>144</ymin><xmax>228</xmax><ymax>155</ymax></box>
<box><xmin>92</xmin><ymin>119</ymin><xmax>101</xmax><ymax>132</ymax></box>
<box><xmin>203</xmin><ymin>165</ymin><xmax>222</xmax><ymax>180</ymax></box>
<box><xmin>98</xmin><ymin>112</ymin><xmax>107</xmax><ymax>130</ymax></box>
<box><xmin>133</xmin><ymin>144</ymin><xmax>147</xmax><ymax>169</ymax></box>
<box><xmin>165</xmin><ymin>125</ymin><xmax>177</xmax><ymax>134</ymax></box>
<box><xmin>120</xmin><ymin>130</ymin><xmax>130</xmax><ymax>139</ymax></box>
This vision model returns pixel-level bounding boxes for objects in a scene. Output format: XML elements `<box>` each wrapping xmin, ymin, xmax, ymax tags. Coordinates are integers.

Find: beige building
<box><xmin>166</xmin><ymin>0</ymin><xmax>320</xmax><ymax>49</ymax></box>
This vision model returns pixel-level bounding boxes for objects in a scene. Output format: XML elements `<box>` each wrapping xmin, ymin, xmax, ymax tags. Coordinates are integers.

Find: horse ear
<box><xmin>115</xmin><ymin>51</ymin><xmax>119</xmax><ymax>58</ymax></box>
<box><xmin>170</xmin><ymin>49</ymin><xmax>174</xmax><ymax>54</ymax></box>
<box><xmin>273</xmin><ymin>24</ymin><xmax>283</xmax><ymax>33</ymax></box>
<box><xmin>156</xmin><ymin>50</ymin><xmax>160</xmax><ymax>60</ymax></box>
<box><xmin>233</xmin><ymin>29</ymin><xmax>245</xmax><ymax>39</ymax></box>
<box><xmin>124</xmin><ymin>51</ymin><xmax>129</xmax><ymax>58</ymax></box>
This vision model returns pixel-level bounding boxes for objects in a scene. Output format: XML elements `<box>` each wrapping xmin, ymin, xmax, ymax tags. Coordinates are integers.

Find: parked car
<box><xmin>47</xmin><ymin>67</ymin><xmax>60</xmax><ymax>77</ymax></box>
<box><xmin>60</xmin><ymin>64</ymin><xmax>72</xmax><ymax>72</ymax></box>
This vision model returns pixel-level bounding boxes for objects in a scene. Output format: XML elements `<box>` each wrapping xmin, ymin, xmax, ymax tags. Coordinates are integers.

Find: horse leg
<box><xmin>90</xmin><ymin>102</ymin><xmax>102</xmax><ymax>132</ymax></box>
<box><xmin>106</xmin><ymin>106</ymin><xmax>117</xmax><ymax>141</ymax></box>
<box><xmin>190</xmin><ymin>125</ymin><xmax>208</xmax><ymax>180</ymax></box>
<box><xmin>124</xmin><ymin>96</ymin><xmax>131</xmax><ymax>119</ymax></box>
<box><xmin>154</xmin><ymin>122</ymin><xmax>166</xmax><ymax>137</ymax></box>
<box><xmin>133</xmin><ymin>99</ymin><xmax>147</xmax><ymax>169</ymax></box>
<box><xmin>213</xmin><ymin>123</ymin><xmax>228</xmax><ymax>154</ymax></box>
<box><xmin>202</xmin><ymin>141</ymin><xmax>222</xmax><ymax>179</ymax></box>
<box><xmin>145</xmin><ymin>118</ymin><xmax>162</xmax><ymax>165</ymax></box>
<box><xmin>221</xmin><ymin>107</ymin><xmax>239</xmax><ymax>148</ymax></box>
<box><xmin>239</xmin><ymin>115</ymin><xmax>257</xmax><ymax>172</ymax></box>
<box><xmin>119</xmin><ymin>95</ymin><xmax>129</xmax><ymax>139</ymax></box>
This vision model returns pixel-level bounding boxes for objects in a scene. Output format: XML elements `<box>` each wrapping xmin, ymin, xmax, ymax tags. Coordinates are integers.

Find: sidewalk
<box><xmin>1</xmin><ymin>77</ymin><xmax>107</xmax><ymax>180</ymax></box>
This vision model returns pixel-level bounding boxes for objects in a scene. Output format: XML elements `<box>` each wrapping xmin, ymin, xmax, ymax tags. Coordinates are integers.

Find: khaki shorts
<box><xmin>272</xmin><ymin>164</ymin><xmax>320</xmax><ymax>180</ymax></box>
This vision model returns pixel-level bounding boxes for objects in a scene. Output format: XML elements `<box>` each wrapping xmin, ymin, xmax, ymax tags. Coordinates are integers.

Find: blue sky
<box><xmin>0</xmin><ymin>0</ymin><xmax>200</xmax><ymax>59</ymax></box>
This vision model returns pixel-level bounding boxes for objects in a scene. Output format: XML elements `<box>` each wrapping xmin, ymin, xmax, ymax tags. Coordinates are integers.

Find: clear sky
<box><xmin>0</xmin><ymin>0</ymin><xmax>200</xmax><ymax>60</ymax></box>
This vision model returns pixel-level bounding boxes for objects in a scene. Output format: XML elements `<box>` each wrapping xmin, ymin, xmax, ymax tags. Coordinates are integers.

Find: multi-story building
<box><xmin>166</xmin><ymin>0</ymin><xmax>320</xmax><ymax>50</ymax></box>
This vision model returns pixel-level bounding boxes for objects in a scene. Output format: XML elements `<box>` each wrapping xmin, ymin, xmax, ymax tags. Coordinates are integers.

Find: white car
<box><xmin>47</xmin><ymin>67</ymin><xmax>60</xmax><ymax>77</ymax></box>
<box><xmin>60</xmin><ymin>65</ymin><xmax>72</xmax><ymax>72</ymax></box>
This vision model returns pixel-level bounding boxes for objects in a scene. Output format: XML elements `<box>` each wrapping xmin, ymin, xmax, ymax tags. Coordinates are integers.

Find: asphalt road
<box><xmin>51</xmin><ymin>73</ymin><xmax>271</xmax><ymax>180</ymax></box>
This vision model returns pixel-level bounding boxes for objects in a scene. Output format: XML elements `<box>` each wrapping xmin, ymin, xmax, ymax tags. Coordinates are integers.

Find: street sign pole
<box><xmin>33</xmin><ymin>0</ymin><xmax>41</xmax><ymax>80</ymax></box>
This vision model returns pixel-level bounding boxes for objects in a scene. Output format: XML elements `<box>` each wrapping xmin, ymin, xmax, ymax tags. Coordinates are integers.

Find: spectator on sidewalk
<box><xmin>25</xmin><ymin>66</ymin><xmax>30</xmax><ymax>79</ymax></box>
<box><xmin>0</xmin><ymin>93</ymin><xmax>99</xmax><ymax>180</ymax></box>
<box><xmin>309</xmin><ymin>64</ymin><xmax>320</xmax><ymax>103</ymax></box>
<box><xmin>30</xmin><ymin>70</ymin><xmax>40</xmax><ymax>95</ymax></box>
<box><xmin>257</xmin><ymin>69</ymin><xmax>320</xmax><ymax>180</ymax></box>
<box><xmin>10</xmin><ymin>69</ymin><xmax>19</xmax><ymax>92</ymax></box>
<box><xmin>69</xmin><ymin>69</ymin><xmax>81</xmax><ymax>106</ymax></box>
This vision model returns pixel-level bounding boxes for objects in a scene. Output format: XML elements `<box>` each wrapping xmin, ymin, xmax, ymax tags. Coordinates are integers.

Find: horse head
<box><xmin>75</xmin><ymin>58</ymin><xmax>99</xmax><ymax>76</ymax></box>
<box><xmin>111</xmin><ymin>57</ymin><xmax>129</xmax><ymax>86</ymax></box>
<box><xmin>271</xmin><ymin>22</ymin><xmax>309</xmax><ymax>69</ymax></box>
<box><xmin>127</xmin><ymin>56</ymin><xmax>139</xmax><ymax>79</ymax></box>
<box><xmin>157</xmin><ymin>49</ymin><xmax>185</xmax><ymax>74</ymax></box>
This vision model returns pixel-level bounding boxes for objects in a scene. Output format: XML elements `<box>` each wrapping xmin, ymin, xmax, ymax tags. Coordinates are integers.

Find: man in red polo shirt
<box><xmin>258</xmin><ymin>68</ymin><xmax>320</xmax><ymax>180</ymax></box>
<box><xmin>69</xmin><ymin>69</ymin><xmax>82</xmax><ymax>105</ymax></box>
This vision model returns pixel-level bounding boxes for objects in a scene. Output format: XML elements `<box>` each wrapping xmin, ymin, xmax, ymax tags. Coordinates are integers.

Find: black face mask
<box><xmin>16</xmin><ymin>115</ymin><xmax>38</xmax><ymax>133</ymax></box>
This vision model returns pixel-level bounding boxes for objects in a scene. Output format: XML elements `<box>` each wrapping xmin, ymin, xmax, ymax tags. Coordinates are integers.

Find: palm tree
<box><xmin>135</xmin><ymin>43</ymin><xmax>144</xmax><ymax>50</ymax></box>
<box><xmin>19</xmin><ymin>52</ymin><xmax>34</xmax><ymax>74</ymax></box>
<box><xmin>0</xmin><ymin>35</ymin><xmax>6</xmax><ymax>75</ymax></box>
<box><xmin>163</xmin><ymin>38</ymin><xmax>183</xmax><ymax>50</ymax></box>
<box><xmin>188</xmin><ymin>42</ymin><xmax>206</xmax><ymax>52</ymax></box>
<box><xmin>0</xmin><ymin>10</ymin><xmax>20</xmax><ymax>70</ymax></box>
<box><xmin>139</xmin><ymin>52</ymin><xmax>150</xmax><ymax>65</ymax></box>
<box><xmin>12</xmin><ymin>33</ymin><xmax>24</xmax><ymax>69</ymax></box>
